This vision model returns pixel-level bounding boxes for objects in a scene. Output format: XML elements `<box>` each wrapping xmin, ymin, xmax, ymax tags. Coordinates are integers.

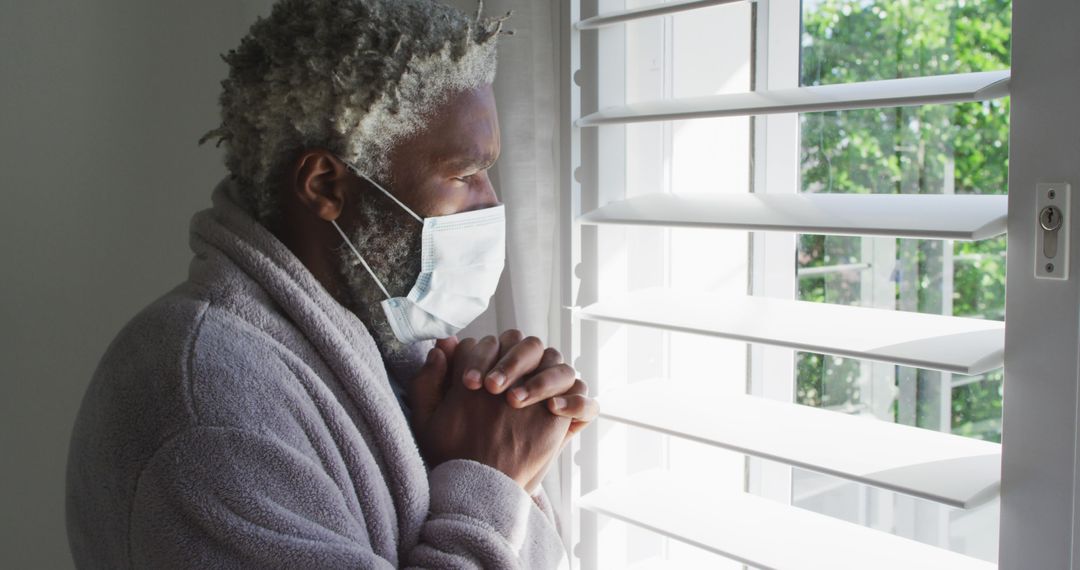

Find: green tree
<box><xmin>796</xmin><ymin>0</ymin><xmax>1010</xmax><ymax>441</ymax></box>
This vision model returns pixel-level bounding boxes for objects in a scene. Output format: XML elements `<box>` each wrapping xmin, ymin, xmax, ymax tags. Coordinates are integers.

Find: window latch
<box><xmin>1036</xmin><ymin>183</ymin><xmax>1070</xmax><ymax>280</ymax></box>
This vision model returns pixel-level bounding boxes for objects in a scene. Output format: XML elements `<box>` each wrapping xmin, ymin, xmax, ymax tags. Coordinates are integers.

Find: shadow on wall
<box><xmin>0</xmin><ymin>1</ymin><xmax>274</xmax><ymax>567</ymax></box>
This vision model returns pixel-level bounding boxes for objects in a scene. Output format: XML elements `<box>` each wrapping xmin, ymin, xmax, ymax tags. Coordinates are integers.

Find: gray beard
<box><xmin>335</xmin><ymin>187</ymin><xmax>427</xmax><ymax>377</ymax></box>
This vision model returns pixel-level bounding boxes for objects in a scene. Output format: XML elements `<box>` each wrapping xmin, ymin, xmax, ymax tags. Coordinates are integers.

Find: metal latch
<box><xmin>1035</xmin><ymin>183</ymin><xmax>1070</xmax><ymax>280</ymax></box>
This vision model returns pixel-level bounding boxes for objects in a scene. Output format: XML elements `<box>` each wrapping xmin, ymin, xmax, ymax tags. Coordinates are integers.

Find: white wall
<box><xmin>0</xmin><ymin>1</ymin><xmax>271</xmax><ymax>567</ymax></box>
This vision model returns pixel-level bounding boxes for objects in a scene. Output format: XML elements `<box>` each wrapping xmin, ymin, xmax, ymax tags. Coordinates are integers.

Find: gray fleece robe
<box><xmin>65</xmin><ymin>178</ymin><xmax>568</xmax><ymax>569</ymax></box>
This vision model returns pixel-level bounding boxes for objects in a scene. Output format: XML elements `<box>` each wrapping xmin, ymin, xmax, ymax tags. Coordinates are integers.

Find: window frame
<box><xmin>997</xmin><ymin>1</ymin><xmax>1080</xmax><ymax>568</ymax></box>
<box><xmin>556</xmin><ymin>0</ymin><xmax>1080</xmax><ymax>567</ymax></box>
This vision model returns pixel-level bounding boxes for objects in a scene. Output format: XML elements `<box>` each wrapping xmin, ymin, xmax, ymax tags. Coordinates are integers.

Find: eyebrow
<box><xmin>440</xmin><ymin>150</ymin><xmax>499</xmax><ymax>173</ymax></box>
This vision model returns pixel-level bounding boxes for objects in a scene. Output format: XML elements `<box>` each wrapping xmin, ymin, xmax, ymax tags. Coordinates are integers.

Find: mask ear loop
<box><xmin>330</xmin><ymin>219</ymin><xmax>392</xmax><ymax>300</ymax></box>
<box><xmin>343</xmin><ymin>161</ymin><xmax>423</xmax><ymax>223</ymax></box>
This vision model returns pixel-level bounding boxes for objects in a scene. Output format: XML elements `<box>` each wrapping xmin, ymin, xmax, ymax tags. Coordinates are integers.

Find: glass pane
<box><xmin>795</xmin><ymin>0</ymin><xmax>1010</xmax><ymax>563</ymax></box>
<box><xmin>591</xmin><ymin>2</ymin><xmax>753</xmax><ymax>567</ymax></box>
<box><xmin>801</xmin><ymin>0</ymin><xmax>1011</xmax><ymax>86</ymax></box>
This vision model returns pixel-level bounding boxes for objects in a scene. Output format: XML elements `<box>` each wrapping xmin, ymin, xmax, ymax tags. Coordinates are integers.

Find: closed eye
<box><xmin>453</xmin><ymin>171</ymin><xmax>480</xmax><ymax>183</ymax></box>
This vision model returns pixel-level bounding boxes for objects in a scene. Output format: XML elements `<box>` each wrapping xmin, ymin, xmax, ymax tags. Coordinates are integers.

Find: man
<box><xmin>65</xmin><ymin>0</ymin><xmax>596</xmax><ymax>567</ymax></box>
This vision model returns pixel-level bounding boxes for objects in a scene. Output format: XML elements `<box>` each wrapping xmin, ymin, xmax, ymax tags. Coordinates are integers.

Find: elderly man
<box><xmin>65</xmin><ymin>0</ymin><xmax>596</xmax><ymax>568</ymax></box>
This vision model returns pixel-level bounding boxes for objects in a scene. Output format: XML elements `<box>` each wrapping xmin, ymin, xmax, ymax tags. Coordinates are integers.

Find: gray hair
<box><xmin>200</xmin><ymin>0</ymin><xmax>510</xmax><ymax>226</ymax></box>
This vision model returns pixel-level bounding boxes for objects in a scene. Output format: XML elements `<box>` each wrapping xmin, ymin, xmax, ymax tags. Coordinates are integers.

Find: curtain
<box><xmin>451</xmin><ymin>0</ymin><xmax>561</xmax><ymax>347</ymax></box>
<box><xmin>444</xmin><ymin>0</ymin><xmax>567</xmax><ymax>521</ymax></box>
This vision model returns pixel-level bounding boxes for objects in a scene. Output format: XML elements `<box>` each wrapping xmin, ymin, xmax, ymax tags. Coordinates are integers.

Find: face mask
<box><xmin>330</xmin><ymin>159</ymin><xmax>506</xmax><ymax>344</ymax></box>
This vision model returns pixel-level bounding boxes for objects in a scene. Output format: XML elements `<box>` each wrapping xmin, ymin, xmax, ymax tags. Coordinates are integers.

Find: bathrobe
<box><xmin>65</xmin><ymin>178</ymin><xmax>568</xmax><ymax>569</ymax></box>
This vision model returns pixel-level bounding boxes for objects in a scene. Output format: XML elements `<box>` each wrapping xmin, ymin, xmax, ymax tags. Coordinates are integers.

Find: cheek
<box><xmin>415</xmin><ymin>179</ymin><xmax>470</xmax><ymax>217</ymax></box>
<box><xmin>392</xmin><ymin>173</ymin><xmax>445</xmax><ymax>217</ymax></box>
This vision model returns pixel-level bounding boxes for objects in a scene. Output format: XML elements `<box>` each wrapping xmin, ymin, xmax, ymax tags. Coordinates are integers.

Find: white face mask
<box><xmin>330</xmin><ymin>159</ymin><xmax>506</xmax><ymax>344</ymax></box>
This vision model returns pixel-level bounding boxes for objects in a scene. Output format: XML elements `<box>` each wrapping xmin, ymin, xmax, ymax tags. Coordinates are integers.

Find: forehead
<box><xmin>420</xmin><ymin>85</ymin><xmax>501</xmax><ymax>170</ymax></box>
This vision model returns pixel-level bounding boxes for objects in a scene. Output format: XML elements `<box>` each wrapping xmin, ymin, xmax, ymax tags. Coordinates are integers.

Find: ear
<box><xmin>291</xmin><ymin>149</ymin><xmax>351</xmax><ymax>222</ymax></box>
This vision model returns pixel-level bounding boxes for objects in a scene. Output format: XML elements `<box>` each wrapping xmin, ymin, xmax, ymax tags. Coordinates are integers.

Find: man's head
<box><xmin>202</xmin><ymin>0</ymin><xmax>507</xmax><ymax>226</ymax></box>
<box><xmin>329</xmin><ymin>83</ymin><xmax>503</xmax><ymax>338</ymax></box>
<box><xmin>203</xmin><ymin>0</ymin><xmax>508</xmax><ymax>357</ymax></box>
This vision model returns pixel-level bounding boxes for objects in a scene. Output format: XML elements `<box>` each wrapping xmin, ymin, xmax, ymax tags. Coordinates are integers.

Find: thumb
<box><xmin>408</xmin><ymin>347</ymin><xmax>448</xmax><ymax>429</ymax></box>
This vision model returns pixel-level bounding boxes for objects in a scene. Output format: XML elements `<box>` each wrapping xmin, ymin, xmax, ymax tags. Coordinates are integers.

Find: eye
<box><xmin>453</xmin><ymin>172</ymin><xmax>479</xmax><ymax>183</ymax></box>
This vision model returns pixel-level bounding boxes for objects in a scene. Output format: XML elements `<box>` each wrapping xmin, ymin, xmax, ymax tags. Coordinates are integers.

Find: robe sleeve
<box><xmin>128</xmin><ymin>426</ymin><xmax>567</xmax><ymax>569</ymax></box>
<box><xmin>408</xmin><ymin>460</ymin><xmax>567</xmax><ymax>569</ymax></box>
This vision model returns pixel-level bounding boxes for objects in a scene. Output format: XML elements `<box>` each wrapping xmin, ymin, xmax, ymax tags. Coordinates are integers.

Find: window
<box><xmin>791</xmin><ymin>0</ymin><xmax>1010</xmax><ymax>562</ymax></box>
<box><xmin>579</xmin><ymin>2</ymin><xmax>754</xmax><ymax>566</ymax></box>
<box><xmin>796</xmin><ymin>0</ymin><xmax>1010</xmax><ymax>441</ymax></box>
<box><xmin>552</xmin><ymin>0</ymin><xmax>1078</xmax><ymax>567</ymax></box>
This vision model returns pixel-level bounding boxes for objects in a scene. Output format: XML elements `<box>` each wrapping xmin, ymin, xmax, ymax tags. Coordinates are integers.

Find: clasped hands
<box><xmin>407</xmin><ymin>329</ymin><xmax>598</xmax><ymax>494</ymax></box>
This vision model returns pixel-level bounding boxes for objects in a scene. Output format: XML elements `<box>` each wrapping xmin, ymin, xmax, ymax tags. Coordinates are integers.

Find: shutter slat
<box><xmin>579</xmin><ymin>193</ymin><xmax>1007</xmax><ymax>240</ymax></box>
<box><xmin>577</xmin><ymin>290</ymin><xmax>1004</xmax><ymax>375</ymax></box>
<box><xmin>579</xmin><ymin>470</ymin><xmax>996</xmax><ymax>570</ymax></box>
<box><xmin>575</xmin><ymin>0</ymin><xmax>743</xmax><ymax>30</ymax></box>
<box><xmin>576</xmin><ymin>70</ymin><xmax>1009</xmax><ymax>126</ymax></box>
<box><xmin>625</xmin><ymin>560</ymin><xmax>680</xmax><ymax>570</ymax></box>
<box><xmin>599</xmin><ymin>379</ymin><xmax>999</xmax><ymax>508</ymax></box>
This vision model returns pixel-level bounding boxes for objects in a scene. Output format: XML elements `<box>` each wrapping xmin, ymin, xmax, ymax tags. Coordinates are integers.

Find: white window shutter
<box><xmin>558</xmin><ymin>0</ymin><xmax>1014</xmax><ymax>568</ymax></box>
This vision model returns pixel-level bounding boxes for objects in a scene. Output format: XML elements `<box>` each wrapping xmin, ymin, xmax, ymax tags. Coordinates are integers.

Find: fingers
<box><xmin>460</xmin><ymin>335</ymin><xmax>501</xmax><ymax>390</ymax></box>
<box><xmin>566</xmin><ymin>416</ymin><xmax>594</xmax><ymax>438</ymax></box>
<box><xmin>562</xmin><ymin>411</ymin><xmax>595</xmax><ymax>447</ymax></box>
<box><xmin>449</xmin><ymin>337</ymin><xmax>477</xmax><ymax>391</ymax></box>
<box><xmin>564</xmin><ymin>377</ymin><xmax>590</xmax><ymax>397</ymax></box>
<box><xmin>548</xmin><ymin>392</ymin><xmax>599</xmax><ymax>424</ymax></box>
<box><xmin>483</xmin><ymin>336</ymin><xmax>547</xmax><ymax>394</ymax></box>
<box><xmin>407</xmin><ymin>347</ymin><xmax>449</xmax><ymax>430</ymax></box>
<box><xmin>451</xmin><ymin>331</ymin><xmax>567</xmax><ymax>399</ymax></box>
<box><xmin>551</xmin><ymin>380</ymin><xmax>598</xmax><ymax>443</ymax></box>
<box><xmin>536</xmin><ymin>347</ymin><xmax>564</xmax><ymax>370</ymax></box>
<box><xmin>497</xmin><ymin>329</ymin><xmax>524</xmax><ymax>359</ymax></box>
<box><xmin>434</xmin><ymin>336</ymin><xmax>459</xmax><ymax>361</ymax></box>
<box><xmin>507</xmin><ymin>363</ymin><xmax>577</xmax><ymax>408</ymax></box>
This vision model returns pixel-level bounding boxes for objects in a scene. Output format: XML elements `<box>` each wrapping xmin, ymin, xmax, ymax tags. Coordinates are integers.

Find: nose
<box><xmin>470</xmin><ymin>170</ymin><xmax>501</xmax><ymax>210</ymax></box>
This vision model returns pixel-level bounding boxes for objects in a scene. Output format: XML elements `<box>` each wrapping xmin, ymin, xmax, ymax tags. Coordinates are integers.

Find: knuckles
<box><xmin>530</xmin><ymin>363</ymin><xmax>576</xmax><ymax>391</ymax></box>
<box><xmin>521</xmin><ymin>335</ymin><xmax>545</xmax><ymax>352</ymax></box>
<box><xmin>499</xmin><ymin>328</ymin><xmax>524</xmax><ymax>344</ymax></box>
<box><xmin>572</xmin><ymin>378</ymin><xmax>589</xmax><ymax>395</ymax></box>
<box><xmin>559</xmin><ymin>394</ymin><xmax>586</xmax><ymax>413</ymax></box>
<box><xmin>542</xmin><ymin>347</ymin><xmax>564</xmax><ymax>364</ymax></box>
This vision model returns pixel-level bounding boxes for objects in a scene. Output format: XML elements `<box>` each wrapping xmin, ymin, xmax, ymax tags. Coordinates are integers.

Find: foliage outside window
<box><xmin>796</xmin><ymin>0</ymin><xmax>1010</xmax><ymax>442</ymax></box>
